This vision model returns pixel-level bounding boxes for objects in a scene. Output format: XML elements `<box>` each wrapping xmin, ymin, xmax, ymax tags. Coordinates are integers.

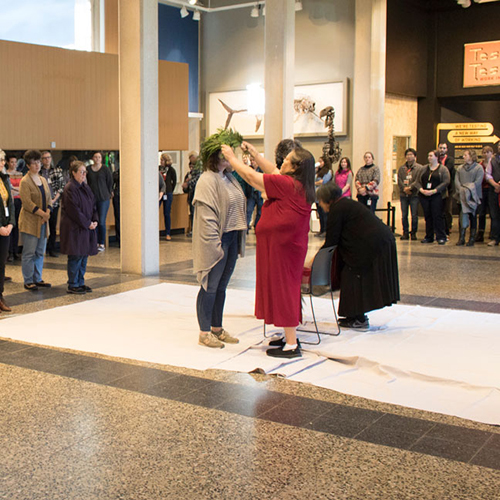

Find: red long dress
<box><xmin>255</xmin><ymin>174</ymin><xmax>311</xmax><ymax>327</ymax></box>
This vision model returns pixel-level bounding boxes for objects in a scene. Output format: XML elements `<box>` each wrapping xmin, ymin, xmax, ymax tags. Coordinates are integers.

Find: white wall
<box><xmin>200</xmin><ymin>0</ymin><xmax>355</xmax><ymax>161</ymax></box>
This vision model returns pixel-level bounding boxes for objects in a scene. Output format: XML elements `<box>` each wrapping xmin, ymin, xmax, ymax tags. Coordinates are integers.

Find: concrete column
<box><xmin>118</xmin><ymin>0</ymin><xmax>159</xmax><ymax>275</ymax></box>
<box><xmin>353</xmin><ymin>0</ymin><xmax>387</xmax><ymax>202</ymax></box>
<box><xmin>264</xmin><ymin>0</ymin><xmax>295</xmax><ymax>161</ymax></box>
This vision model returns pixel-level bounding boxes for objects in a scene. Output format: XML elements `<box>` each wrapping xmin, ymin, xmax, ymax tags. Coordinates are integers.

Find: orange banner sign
<box><xmin>463</xmin><ymin>41</ymin><xmax>500</xmax><ymax>88</ymax></box>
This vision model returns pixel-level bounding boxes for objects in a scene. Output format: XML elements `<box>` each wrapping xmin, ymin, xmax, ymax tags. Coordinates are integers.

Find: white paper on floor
<box><xmin>1</xmin><ymin>283</ymin><xmax>499</xmax><ymax>426</ymax></box>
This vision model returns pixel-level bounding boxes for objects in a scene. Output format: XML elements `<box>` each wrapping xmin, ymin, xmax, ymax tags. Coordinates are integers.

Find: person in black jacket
<box><xmin>159</xmin><ymin>153</ymin><xmax>177</xmax><ymax>241</ymax></box>
<box><xmin>317</xmin><ymin>182</ymin><xmax>400</xmax><ymax>330</ymax></box>
<box><xmin>86</xmin><ymin>152</ymin><xmax>113</xmax><ymax>252</ymax></box>
<box><xmin>438</xmin><ymin>143</ymin><xmax>455</xmax><ymax>235</ymax></box>
<box><xmin>0</xmin><ymin>149</ymin><xmax>16</xmax><ymax>312</ymax></box>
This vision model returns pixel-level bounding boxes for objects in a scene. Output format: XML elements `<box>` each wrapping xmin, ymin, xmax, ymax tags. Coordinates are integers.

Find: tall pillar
<box><xmin>264</xmin><ymin>0</ymin><xmax>295</xmax><ymax>161</ymax></box>
<box><xmin>353</xmin><ymin>0</ymin><xmax>387</xmax><ymax>202</ymax></box>
<box><xmin>119</xmin><ymin>0</ymin><xmax>159</xmax><ymax>275</ymax></box>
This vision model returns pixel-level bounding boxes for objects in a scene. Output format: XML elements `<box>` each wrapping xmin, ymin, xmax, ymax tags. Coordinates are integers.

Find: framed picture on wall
<box><xmin>208</xmin><ymin>80</ymin><xmax>348</xmax><ymax>138</ymax></box>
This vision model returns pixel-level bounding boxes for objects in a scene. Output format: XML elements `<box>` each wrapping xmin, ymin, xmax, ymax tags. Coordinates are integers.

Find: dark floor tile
<box><xmin>143</xmin><ymin>379</ymin><xmax>199</xmax><ymax>401</ymax></box>
<box><xmin>469</xmin><ymin>447</ymin><xmax>500</xmax><ymax>470</ymax></box>
<box><xmin>356</xmin><ymin>425</ymin><xmax>422</xmax><ymax>450</ymax></box>
<box><xmin>486</xmin><ymin>303</ymin><xmax>500</xmax><ymax>314</ymax></box>
<box><xmin>425</xmin><ymin>423</ymin><xmax>492</xmax><ymax>447</ymax></box>
<box><xmin>275</xmin><ymin>394</ymin><xmax>337</xmax><ymax>416</ymax></box>
<box><xmin>484</xmin><ymin>433</ymin><xmax>500</xmax><ymax>450</ymax></box>
<box><xmin>399</xmin><ymin>294</ymin><xmax>435</xmax><ymax>306</ymax></box>
<box><xmin>0</xmin><ymin>346</ymin><xmax>80</xmax><ymax>372</ymax></box>
<box><xmin>179</xmin><ymin>388</ymin><xmax>234</xmax><ymax>409</ymax></box>
<box><xmin>410</xmin><ymin>436</ymin><xmax>480</xmax><ymax>463</ymax></box>
<box><xmin>259</xmin><ymin>405</ymin><xmax>317</xmax><ymax>428</ymax></box>
<box><xmin>0</xmin><ymin>342</ymin><xmax>37</xmax><ymax>355</ymax></box>
<box><xmin>305</xmin><ymin>413</ymin><xmax>373</xmax><ymax>438</ymax></box>
<box><xmin>106</xmin><ymin>368</ymin><xmax>179</xmax><ymax>392</ymax></box>
<box><xmin>76</xmin><ymin>369</ymin><xmax>127</xmax><ymax>385</ymax></box>
<box><xmin>215</xmin><ymin>397</ymin><xmax>269</xmax><ymax>418</ymax></box>
<box><xmin>374</xmin><ymin>413</ymin><xmax>436</xmax><ymax>435</ymax></box>
<box><xmin>321</xmin><ymin>404</ymin><xmax>383</xmax><ymax>427</ymax></box>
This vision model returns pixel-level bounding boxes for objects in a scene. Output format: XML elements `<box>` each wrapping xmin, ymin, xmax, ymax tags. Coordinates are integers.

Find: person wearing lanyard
<box><xmin>18</xmin><ymin>150</ymin><xmax>53</xmax><ymax>291</ymax></box>
<box><xmin>0</xmin><ymin>149</ymin><xmax>15</xmax><ymax>312</ymax></box>
<box><xmin>416</xmin><ymin>150</ymin><xmax>450</xmax><ymax>245</ymax></box>
<box><xmin>397</xmin><ymin>148</ymin><xmax>422</xmax><ymax>241</ymax></box>
<box><xmin>438</xmin><ymin>143</ymin><xmax>455</xmax><ymax>236</ymax></box>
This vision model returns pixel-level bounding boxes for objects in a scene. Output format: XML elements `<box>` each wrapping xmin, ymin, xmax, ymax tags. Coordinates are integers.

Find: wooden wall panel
<box><xmin>0</xmin><ymin>40</ymin><xmax>119</xmax><ymax>150</ymax></box>
<box><xmin>0</xmin><ymin>40</ymin><xmax>189</xmax><ymax>152</ymax></box>
<box><xmin>105</xmin><ymin>0</ymin><xmax>119</xmax><ymax>54</ymax></box>
<box><xmin>159</xmin><ymin>61</ymin><xmax>189</xmax><ymax>151</ymax></box>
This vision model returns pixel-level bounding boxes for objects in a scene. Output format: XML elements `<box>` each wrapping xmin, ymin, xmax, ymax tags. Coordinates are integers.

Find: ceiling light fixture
<box><xmin>188</xmin><ymin>0</ymin><xmax>197</xmax><ymax>5</ymax></box>
<box><xmin>180</xmin><ymin>5</ymin><xmax>189</xmax><ymax>17</ymax></box>
<box><xmin>295</xmin><ymin>0</ymin><xmax>303</xmax><ymax>11</ymax></box>
<box><xmin>457</xmin><ymin>0</ymin><xmax>471</xmax><ymax>6</ymax></box>
<box><xmin>251</xmin><ymin>5</ymin><xmax>259</xmax><ymax>17</ymax></box>
<box><xmin>193</xmin><ymin>9</ymin><xmax>201</xmax><ymax>20</ymax></box>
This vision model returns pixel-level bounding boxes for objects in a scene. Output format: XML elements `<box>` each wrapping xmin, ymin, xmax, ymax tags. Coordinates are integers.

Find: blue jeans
<box><xmin>161</xmin><ymin>193</ymin><xmax>174</xmax><ymax>236</ymax></box>
<box><xmin>400</xmin><ymin>196</ymin><xmax>419</xmax><ymax>235</ymax></box>
<box><xmin>21</xmin><ymin>224</ymin><xmax>47</xmax><ymax>284</ymax></box>
<box><xmin>316</xmin><ymin>202</ymin><xmax>328</xmax><ymax>233</ymax></box>
<box><xmin>196</xmin><ymin>231</ymin><xmax>239</xmax><ymax>332</ymax></box>
<box><xmin>96</xmin><ymin>199</ymin><xmax>110</xmax><ymax>245</ymax></box>
<box><xmin>246</xmin><ymin>191</ymin><xmax>263</xmax><ymax>229</ymax></box>
<box><xmin>67</xmin><ymin>255</ymin><xmax>88</xmax><ymax>288</ymax></box>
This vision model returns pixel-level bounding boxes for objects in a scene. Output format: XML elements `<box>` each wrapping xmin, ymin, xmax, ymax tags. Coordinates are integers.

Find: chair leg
<box><xmin>330</xmin><ymin>290</ymin><xmax>340</xmax><ymax>336</ymax></box>
<box><xmin>298</xmin><ymin>292</ymin><xmax>341</xmax><ymax>343</ymax></box>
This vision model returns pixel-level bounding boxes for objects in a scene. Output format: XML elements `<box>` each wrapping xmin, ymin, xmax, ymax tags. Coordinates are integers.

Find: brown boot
<box><xmin>0</xmin><ymin>297</ymin><xmax>12</xmax><ymax>312</ymax></box>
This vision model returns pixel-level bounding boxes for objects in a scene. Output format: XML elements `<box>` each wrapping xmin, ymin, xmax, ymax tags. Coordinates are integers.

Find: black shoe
<box><xmin>82</xmin><ymin>285</ymin><xmax>92</xmax><ymax>292</ymax></box>
<box><xmin>410</xmin><ymin>233</ymin><xmax>418</xmax><ymax>241</ymax></box>
<box><xmin>48</xmin><ymin>251</ymin><xmax>59</xmax><ymax>258</ymax></box>
<box><xmin>67</xmin><ymin>286</ymin><xmax>86</xmax><ymax>295</ymax></box>
<box><xmin>437</xmin><ymin>239</ymin><xmax>446</xmax><ymax>245</ymax></box>
<box><xmin>24</xmin><ymin>283</ymin><xmax>38</xmax><ymax>291</ymax></box>
<box><xmin>13</xmin><ymin>253</ymin><xmax>21</xmax><ymax>261</ymax></box>
<box><xmin>266</xmin><ymin>346</ymin><xmax>302</xmax><ymax>358</ymax></box>
<box><xmin>400</xmin><ymin>233</ymin><xmax>409</xmax><ymax>240</ymax></box>
<box><xmin>340</xmin><ymin>317</ymin><xmax>370</xmax><ymax>330</ymax></box>
<box><xmin>338</xmin><ymin>317</ymin><xmax>355</xmax><ymax>327</ymax></box>
<box><xmin>268</xmin><ymin>337</ymin><xmax>301</xmax><ymax>348</ymax></box>
<box><xmin>4</xmin><ymin>276</ymin><xmax>12</xmax><ymax>282</ymax></box>
<box><xmin>6</xmin><ymin>254</ymin><xmax>13</xmax><ymax>263</ymax></box>
<box><xmin>421</xmin><ymin>239</ymin><xmax>434</xmax><ymax>244</ymax></box>
<box><xmin>35</xmin><ymin>281</ymin><xmax>51</xmax><ymax>288</ymax></box>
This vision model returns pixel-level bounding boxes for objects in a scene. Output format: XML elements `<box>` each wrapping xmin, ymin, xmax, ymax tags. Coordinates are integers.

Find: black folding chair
<box><xmin>297</xmin><ymin>245</ymin><xmax>340</xmax><ymax>344</ymax></box>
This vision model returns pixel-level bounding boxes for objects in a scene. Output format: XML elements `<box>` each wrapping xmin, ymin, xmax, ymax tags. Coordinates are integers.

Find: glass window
<box><xmin>0</xmin><ymin>0</ymin><xmax>92</xmax><ymax>51</ymax></box>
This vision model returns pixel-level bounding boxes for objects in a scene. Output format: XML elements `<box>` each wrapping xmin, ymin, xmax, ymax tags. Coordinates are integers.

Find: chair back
<box><xmin>310</xmin><ymin>245</ymin><xmax>336</xmax><ymax>296</ymax></box>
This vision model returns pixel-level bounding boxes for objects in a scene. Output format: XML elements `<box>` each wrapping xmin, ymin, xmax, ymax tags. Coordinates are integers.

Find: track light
<box><xmin>457</xmin><ymin>0</ymin><xmax>471</xmax><ymax>6</ymax></box>
<box><xmin>180</xmin><ymin>5</ymin><xmax>189</xmax><ymax>17</ymax></box>
<box><xmin>193</xmin><ymin>9</ymin><xmax>200</xmax><ymax>21</ymax></box>
<box><xmin>295</xmin><ymin>0</ymin><xmax>303</xmax><ymax>11</ymax></box>
<box><xmin>188</xmin><ymin>0</ymin><xmax>197</xmax><ymax>4</ymax></box>
<box><xmin>251</xmin><ymin>5</ymin><xmax>259</xmax><ymax>17</ymax></box>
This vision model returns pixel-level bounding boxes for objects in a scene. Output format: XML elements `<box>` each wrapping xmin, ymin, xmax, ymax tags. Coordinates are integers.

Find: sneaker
<box><xmin>24</xmin><ymin>283</ymin><xmax>38</xmax><ymax>291</ymax></box>
<box><xmin>487</xmin><ymin>240</ymin><xmax>499</xmax><ymax>247</ymax></box>
<box><xmin>67</xmin><ymin>286</ymin><xmax>86</xmax><ymax>295</ymax></box>
<box><xmin>83</xmin><ymin>285</ymin><xmax>93</xmax><ymax>292</ymax></box>
<box><xmin>421</xmin><ymin>238</ymin><xmax>434</xmax><ymax>244</ymax></box>
<box><xmin>400</xmin><ymin>233</ymin><xmax>409</xmax><ymax>240</ymax></box>
<box><xmin>199</xmin><ymin>332</ymin><xmax>225</xmax><ymax>349</ymax></box>
<box><xmin>410</xmin><ymin>233</ymin><xmax>418</xmax><ymax>241</ymax></box>
<box><xmin>437</xmin><ymin>239</ymin><xmax>446</xmax><ymax>245</ymax></box>
<box><xmin>340</xmin><ymin>318</ymin><xmax>370</xmax><ymax>330</ymax></box>
<box><xmin>98</xmin><ymin>244</ymin><xmax>105</xmax><ymax>252</ymax></box>
<box><xmin>268</xmin><ymin>337</ymin><xmax>302</xmax><ymax>348</ymax></box>
<box><xmin>212</xmin><ymin>328</ymin><xmax>239</xmax><ymax>344</ymax></box>
<box><xmin>266</xmin><ymin>346</ymin><xmax>302</xmax><ymax>358</ymax></box>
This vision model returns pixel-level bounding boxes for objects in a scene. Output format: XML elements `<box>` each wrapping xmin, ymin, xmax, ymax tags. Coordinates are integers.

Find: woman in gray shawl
<box><xmin>455</xmin><ymin>149</ymin><xmax>484</xmax><ymax>246</ymax></box>
<box><xmin>193</xmin><ymin>131</ymin><xmax>247</xmax><ymax>349</ymax></box>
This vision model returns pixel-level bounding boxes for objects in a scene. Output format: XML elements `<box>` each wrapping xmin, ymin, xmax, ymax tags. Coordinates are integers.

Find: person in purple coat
<box><xmin>60</xmin><ymin>161</ymin><xmax>99</xmax><ymax>294</ymax></box>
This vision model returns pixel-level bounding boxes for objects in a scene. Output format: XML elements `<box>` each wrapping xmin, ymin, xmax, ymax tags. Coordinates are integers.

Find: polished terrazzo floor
<box><xmin>1</xmin><ymin>223</ymin><xmax>499</xmax><ymax>499</ymax></box>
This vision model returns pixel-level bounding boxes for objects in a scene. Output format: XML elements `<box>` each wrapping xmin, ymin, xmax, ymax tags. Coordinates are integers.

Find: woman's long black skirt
<box><xmin>338</xmin><ymin>239</ymin><xmax>400</xmax><ymax>318</ymax></box>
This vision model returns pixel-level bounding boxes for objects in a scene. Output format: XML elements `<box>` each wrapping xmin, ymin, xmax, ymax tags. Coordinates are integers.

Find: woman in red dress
<box><xmin>222</xmin><ymin>141</ymin><xmax>315</xmax><ymax>358</ymax></box>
